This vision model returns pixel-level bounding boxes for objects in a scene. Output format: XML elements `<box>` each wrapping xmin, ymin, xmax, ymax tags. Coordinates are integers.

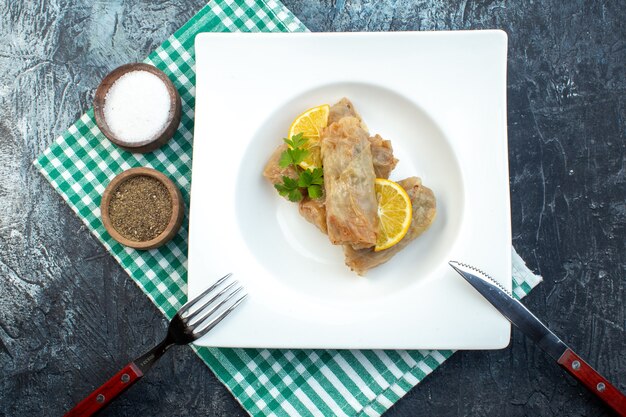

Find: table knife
<box><xmin>449</xmin><ymin>261</ymin><xmax>626</xmax><ymax>416</ymax></box>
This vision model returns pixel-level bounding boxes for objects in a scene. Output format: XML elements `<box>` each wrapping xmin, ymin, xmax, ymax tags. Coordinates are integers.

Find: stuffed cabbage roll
<box><xmin>298</xmin><ymin>197</ymin><xmax>327</xmax><ymax>234</ymax></box>
<box><xmin>329</xmin><ymin>99</ymin><xmax>397</xmax><ymax>179</ymax></box>
<box><xmin>369</xmin><ymin>134</ymin><xmax>398</xmax><ymax>179</ymax></box>
<box><xmin>328</xmin><ymin>97</ymin><xmax>367</xmax><ymax>130</ymax></box>
<box><xmin>297</xmin><ymin>100</ymin><xmax>397</xmax><ymax>235</ymax></box>
<box><xmin>344</xmin><ymin>177</ymin><xmax>436</xmax><ymax>275</ymax></box>
<box><xmin>321</xmin><ymin>116</ymin><xmax>378</xmax><ymax>248</ymax></box>
<box><xmin>263</xmin><ymin>143</ymin><xmax>298</xmax><ymax>187</ymax></box>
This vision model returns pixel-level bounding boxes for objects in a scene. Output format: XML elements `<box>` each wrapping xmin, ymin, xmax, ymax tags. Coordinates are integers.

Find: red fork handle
<box><xmin>64</xmin><ymin>362</ymin><xmax>144</xmax><ymax>417</ymax></box>
<box><xmin>558</xmin><ymin>348</ymin><xmax>626</xmax><ymax>416</ymax></box>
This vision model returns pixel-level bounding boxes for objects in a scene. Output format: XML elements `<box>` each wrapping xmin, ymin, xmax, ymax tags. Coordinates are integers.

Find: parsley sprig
<box><xmin>274</xmin><ymin>133</ymin><xmax>324</xmax><ymax>202</ymax></box>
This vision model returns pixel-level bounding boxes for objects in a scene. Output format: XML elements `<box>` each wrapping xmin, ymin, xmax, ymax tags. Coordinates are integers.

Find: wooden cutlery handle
<box><xmin>64</xmin><ymin>362</ymin><xmax>144</xmax><ymax>417</ymax></box>
<box><xmin>558</xmin><ymin>348</ymin><xmax>626</xmax><ymax>416</ymax></box>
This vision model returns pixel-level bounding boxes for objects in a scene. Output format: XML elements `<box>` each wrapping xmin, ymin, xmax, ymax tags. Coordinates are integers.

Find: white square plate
<box><xmin>189</xmin><ymin>31</ymin><xmax>511</xmax><ymax>349</ymax></box>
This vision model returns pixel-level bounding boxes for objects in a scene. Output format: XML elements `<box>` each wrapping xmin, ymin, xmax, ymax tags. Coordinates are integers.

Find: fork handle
<box><xmin>64</xmin><ymin>362</ymin><xmax>143</xmax><ymax>417</ymax></box>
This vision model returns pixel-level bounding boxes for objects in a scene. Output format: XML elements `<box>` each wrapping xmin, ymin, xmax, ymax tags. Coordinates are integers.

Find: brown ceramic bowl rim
<box><xmin>93</xmin><ymin>63</ymin><xmax>182</xmax><ymax>153</ymax></box>
<box><xmin>100</xmin><ymin>167</ymin><xmax>184</xmax><ymax>250</ymax></box>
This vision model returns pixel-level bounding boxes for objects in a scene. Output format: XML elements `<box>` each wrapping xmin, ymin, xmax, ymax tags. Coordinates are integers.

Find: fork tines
<box><xmin>179</xmin><ymin>273</ymin><xmax>246</xmax><ymax>338</ymax></box>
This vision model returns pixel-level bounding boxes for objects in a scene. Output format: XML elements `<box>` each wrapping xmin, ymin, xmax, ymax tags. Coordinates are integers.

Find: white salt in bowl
<box><xmin>94</xmin><ymin>63</ymin><xmax>181</xmax><ymax>153</ymax></box>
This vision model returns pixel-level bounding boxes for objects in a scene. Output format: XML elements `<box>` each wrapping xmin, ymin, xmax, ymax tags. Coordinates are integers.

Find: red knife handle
<box><xmin>558</xmin><ymin>348</ymin><xmax>626</xmax><ymax>416</ymax></box>
<box><xmin>64</xmin><ymin>362</ymin><xmax>144</xmax><ymax>417</ymax></box>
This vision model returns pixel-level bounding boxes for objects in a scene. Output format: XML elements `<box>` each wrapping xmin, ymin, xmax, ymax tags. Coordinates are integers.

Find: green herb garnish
<box><xmin>275</xmin><ymin>177</ymin><xmax>303</xmax><ymax>202</ymax></box>
<box><xmin>274</xmin><ymin>133</ymin><xmax>324</xmax><ymax>202</ymax></box>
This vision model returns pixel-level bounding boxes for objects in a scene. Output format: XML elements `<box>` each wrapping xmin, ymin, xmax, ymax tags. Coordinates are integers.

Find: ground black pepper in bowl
<box><xmin>108</xmin><ymin>175</ymin><xmax>173</xmax><ymax>241</ymax></box>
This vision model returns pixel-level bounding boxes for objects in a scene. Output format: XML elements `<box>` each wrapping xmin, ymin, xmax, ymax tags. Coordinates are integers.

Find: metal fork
<box><xmin>65</xmin><ymin>273</ymin><xmax>246</xmax><ymax>417</ymax></box>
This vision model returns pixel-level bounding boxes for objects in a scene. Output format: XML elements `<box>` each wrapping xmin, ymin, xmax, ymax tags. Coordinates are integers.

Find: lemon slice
<box><xmin>287</xmin><ymin>104</ymin><xmax>330</xmax><ymax>169</ymax></box>
<box><xmin>374</xmin><ymin>178</ymin><xmax>413</xmax><ymax>251</ymax></box>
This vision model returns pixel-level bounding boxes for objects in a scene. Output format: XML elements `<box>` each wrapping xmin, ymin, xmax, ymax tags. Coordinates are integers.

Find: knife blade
<box><xmin>449</xmin><ymin>261</ymin><xmax>626</xmax><ymax>417</ymax></box>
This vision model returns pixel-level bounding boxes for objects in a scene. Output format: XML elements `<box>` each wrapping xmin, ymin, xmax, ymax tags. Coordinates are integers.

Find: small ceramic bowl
<box><xmin>93</xmin><ymin>63</ymin><xmax>182</xmax><ymax>153</ymax></box>
<box><xmin>101</xmin><ymin>167</ymin><xmax>184</xmax><ymax>250</ymax></box>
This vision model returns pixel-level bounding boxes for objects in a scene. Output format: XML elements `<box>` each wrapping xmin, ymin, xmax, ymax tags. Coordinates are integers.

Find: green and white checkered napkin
<box><xmin>34</xmin><ymin>1</ymin><xmax>543</xmax><ymax>416</ymax></box>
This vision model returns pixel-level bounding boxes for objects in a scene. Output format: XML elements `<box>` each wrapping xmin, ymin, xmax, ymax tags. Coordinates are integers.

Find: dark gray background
<box><xmin>0</xmin><ymin>1</ymin><xmax>624</xmax><ymax>416</ymax></box>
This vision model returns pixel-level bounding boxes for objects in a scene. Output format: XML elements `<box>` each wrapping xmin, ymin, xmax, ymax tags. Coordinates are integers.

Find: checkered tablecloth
<box><xmin>34</xmin><ymin>1</ymin><xmax>543</xmax><ymax>416</ymax></box>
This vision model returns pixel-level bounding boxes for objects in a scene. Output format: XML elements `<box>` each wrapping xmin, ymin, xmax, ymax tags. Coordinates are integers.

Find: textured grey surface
<box><xmin>0</xmin><ymin>1</ymin><xmax>624</xmax><ymax>416</ymax></box>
